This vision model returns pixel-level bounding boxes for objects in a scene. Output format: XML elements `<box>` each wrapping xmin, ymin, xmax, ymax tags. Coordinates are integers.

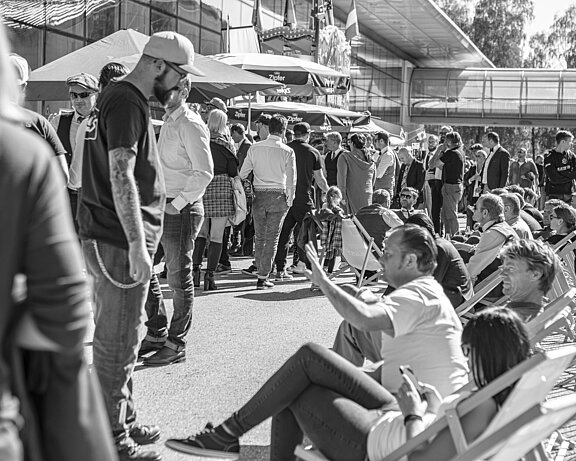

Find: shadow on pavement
<box><xmin>236</xmin><ymin>287</ymin><xmax>323</xmax><ymax>302</ymax></box>
<box><xmin>240</xmin><ymin>444</ymin><xmax>270</xmax><ymax>460</ymax></box>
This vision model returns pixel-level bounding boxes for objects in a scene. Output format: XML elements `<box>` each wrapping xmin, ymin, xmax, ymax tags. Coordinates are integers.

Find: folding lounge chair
<box><xmin>328</xmin><ymin>217</ymin><xmax>385</xmax><ymax>288</ymax></box>
<box><xmin>527</xmin><ymin>288</ymin><xmax>576</xmax><ymax>347</ymax></box>
<box><xmin>455</xmin><ymin>271</ymin><xmax>503</xmax><ymax>321</ymax></box>
<box><xmin>295</xmin><ymin>346</ymin><xmax>576</xmax><ymax>461</ymax></box>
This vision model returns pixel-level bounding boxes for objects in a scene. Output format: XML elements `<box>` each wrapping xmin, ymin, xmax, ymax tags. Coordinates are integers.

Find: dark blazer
<box><xmin>236</xmin><ymin>138</ymin><xmax>252</xmax><ymax>169</ymax></box>
<box><xmin>396</xmin><ymin>159</ymin><xmax>426</xmax><ymax>202</ymax></box>
<box><xmin>485</xmin><ymin>147</ymin><xmax>510</xmax><ymax>190</ymax></box>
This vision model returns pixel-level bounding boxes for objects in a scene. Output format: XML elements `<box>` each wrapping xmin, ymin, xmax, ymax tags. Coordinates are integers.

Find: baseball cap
<box><xmin>66</xmin><ymin>72</ymin><xmax>99</xmax><ymax>92</ymax></box>
<box><xmin>143</xmin><ymin>31</ymin><xmax>204</xmax><ymax>77</ymax></box>
<box><xmin>293</xmin><ymin>122</ymin><xmax>310</xmax><ymax>136</ymax></box>
<box><xmin>256</xmin><ymin>114</ymin><xmax>271</xmax><ymax>125</ymax></box>
<box><xmin>205</xmin><ymin>97</ymin><xmax>227</xmax><ymax>112</ymax></box>
<box><xmin>9</xmin><ymin>53</ymin><xmax>30</xmax><ymax>85</ymax></box>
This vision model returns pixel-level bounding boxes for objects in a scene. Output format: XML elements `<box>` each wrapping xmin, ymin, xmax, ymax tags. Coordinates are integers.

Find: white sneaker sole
<box><xmin>165</xmin><ymin>440</ymin><xmax>239</xmax><ymax>459</ymax></box>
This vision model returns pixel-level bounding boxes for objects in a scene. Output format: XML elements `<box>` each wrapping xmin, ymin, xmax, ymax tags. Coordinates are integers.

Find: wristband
<box><xmin>404</xmin><ymin>414</ymin><xmax>423</xmax><ymax>425</ymax></box>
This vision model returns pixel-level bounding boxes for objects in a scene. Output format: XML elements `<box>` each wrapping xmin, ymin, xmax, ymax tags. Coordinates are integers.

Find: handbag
<box><xmin>230</xmin><ymin>176</ymin><xmax>247</xmax><ymax>226</ymax></box>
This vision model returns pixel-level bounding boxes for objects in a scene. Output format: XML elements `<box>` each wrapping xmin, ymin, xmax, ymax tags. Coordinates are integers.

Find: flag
<box><xmin>252</xmin><ymin>0</ymin><xmax>263</xmax><ymax>32</ymax></box>
<box><xmin>345</xmin><ymin>0</ymin><xmax>359</xmax><ymax>41</ymax></box>
<box><xmin>284</xmin><ymin>0</ymin><xmax>297</xmax><ymax>29</ymax></box>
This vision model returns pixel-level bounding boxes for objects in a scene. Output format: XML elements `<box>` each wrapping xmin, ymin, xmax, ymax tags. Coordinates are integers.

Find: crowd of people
<box><xmin>2</xmin><ymin>17</ymin><xmax>576</xmax><ymax>461</ymax></box>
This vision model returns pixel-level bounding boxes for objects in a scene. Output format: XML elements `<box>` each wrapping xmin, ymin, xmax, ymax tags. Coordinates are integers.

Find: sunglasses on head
<box><xmin>69</xmin><ymin>91</ymin><xmax>93</xmax><ymax>99</ymax></box>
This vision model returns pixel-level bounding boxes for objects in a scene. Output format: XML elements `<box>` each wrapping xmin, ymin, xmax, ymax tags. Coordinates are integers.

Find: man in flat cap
<box><xmin>78</xmin><ymin>31</ymin><xmax>204</xmax><ymax>461</ymax></box>
<box><xmin>51</xmin><ymin>72</ymin><xmax>99</xmax><ymax>227</ymax></box>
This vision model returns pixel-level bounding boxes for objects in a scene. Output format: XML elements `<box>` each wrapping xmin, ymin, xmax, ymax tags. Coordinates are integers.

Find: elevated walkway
<box><xmin>409</xmin><ymin>68</ymin><xmax>576</xmax><ymax>127</ymax></box>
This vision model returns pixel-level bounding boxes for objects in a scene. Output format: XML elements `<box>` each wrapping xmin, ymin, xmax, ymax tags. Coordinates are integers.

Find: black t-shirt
<box><xmin>289</xmin><ymin>139</ymin><xmax>321</xmax><ymax>207</ymax></box>
<box><xmin>78</xmin><ymin>81</ymin><xmax>165</xmax><ymax>252</ymax></box>
<box><xmin>21</xmin><ymin>108</ymin><xmax>67</xmax><ymax>157</ymax></box>
<box><xmin>441</xmin><ymin>148</ymin><xmax>464</xmax><ymax>184</ymax></box>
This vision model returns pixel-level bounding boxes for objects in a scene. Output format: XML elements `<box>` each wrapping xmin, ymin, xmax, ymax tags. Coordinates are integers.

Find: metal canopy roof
<box><xmin>331</xmin><ymin>0</ymin><xmax>494</xmax><ymax>69</ymax></box>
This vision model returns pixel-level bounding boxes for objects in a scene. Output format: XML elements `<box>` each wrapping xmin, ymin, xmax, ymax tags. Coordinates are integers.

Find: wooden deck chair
<box><xmin>455</xmin><ymin>271</ymin><xmax>504</xmax><ymax>321</ymax></box>
<box><xmin>550</xmin><ymin>230</ymin><xmax>576</xmax><ymax>251</ymax></box>
<box><xmin>557</xmin><ymin>240</ymin><xmax>576</xmax><ymax>284</ymax></box>
<box><xmin>329</xmin><ymin>217</ymin><xmax>385</xmax><ymax>288</ymax></box>
<box><xmin>295</xmin><ymin>346</ymin><xmax>576</xmax><ymax>461</ymax></box>
<box><xmin>527</xmin><ymin>288</ymin><xmax>576</xmax><ymax>347</ymax></box>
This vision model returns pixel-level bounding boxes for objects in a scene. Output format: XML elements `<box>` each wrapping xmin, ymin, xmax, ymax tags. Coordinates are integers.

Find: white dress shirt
<box><xmin>158</xmin><ymin>104</ymin><xmax>214</xmax><ymax>211</ymax></box>
<box><xmin>240</xmin><ymin>134</ymin><xmax>297</xmax><ymax>204</ymax></box>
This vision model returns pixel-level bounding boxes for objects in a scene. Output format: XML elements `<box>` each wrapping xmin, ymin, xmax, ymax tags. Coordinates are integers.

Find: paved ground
<box><xmin>85</xmin><ymin>255</ymin><xmax>351</xmax><ymax>461</ymax></box>
<box><xmin>84</xmin><ymin>240</ymin><xmax>576</xmax><ymax>461</ymax></box>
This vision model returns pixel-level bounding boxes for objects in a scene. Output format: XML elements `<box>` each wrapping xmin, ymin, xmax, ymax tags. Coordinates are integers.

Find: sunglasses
<box><xmin>69</xmin><ymin>91</ymin><xmax>93</xmax><ymax>99</ymax></box>
<box><xmin>164</xmin><ymin>60</ymin><xmax>187</xmax><ymax>80</ymax></box>
<box><xmin>400</xmin><ymin>194</ymin><xmax>413</xmax><ymax>199</ymax></box>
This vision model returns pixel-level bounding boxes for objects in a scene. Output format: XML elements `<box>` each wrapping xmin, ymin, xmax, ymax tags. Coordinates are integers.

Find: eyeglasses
<box><xmin>69</xmin><ymin>91</ymin><xmax>93</xmax><ymax>99</ymax></box>
<box><xmin>400</xmin><ymin>194</ymin><xmax>413</xmax><ymax>199</ymax></box>
<box><xmin>164</xmin><ymin>60</ymin><xmax>188</xmax><ymax>80</ymax></box>
<box><xmin>461</xmin><ymin>344</ymin><xmax>471</xmax><ymax>358</ymax></box>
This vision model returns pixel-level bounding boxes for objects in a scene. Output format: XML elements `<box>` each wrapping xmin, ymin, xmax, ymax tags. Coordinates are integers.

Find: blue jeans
<box><xmin>441</xmin><ymin>183</ymin><xmax>463</xmax><ymax>235</ymax></box>
<box><xmin>252</xmin><ymin>190</ymin><xmax>289</xmax><ymax>278</ymax></box>
<box><xmin>144</xmin><ymin>207</ymin><xmax>203</xmax><ymax>351</ymax></box>
<box><xmin>82</xmin><ymin>239</ymin><xmax>149</xmax><ymax>437</ymax></box>
<box><xmin>223</xmin><ymin>343</ymin><xmax>394</xmax><ymax>461</ymax></box>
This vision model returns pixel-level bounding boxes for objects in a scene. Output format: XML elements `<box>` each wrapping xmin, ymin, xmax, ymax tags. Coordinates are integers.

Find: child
<box><xmin>318</xmin><ymin>186</ymin><xmax>345</xmax><ymax>275</ymax></box>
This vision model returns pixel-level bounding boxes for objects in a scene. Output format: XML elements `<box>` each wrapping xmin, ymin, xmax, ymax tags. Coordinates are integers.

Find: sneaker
<box><xmin>142</xmin><ymin>347</ymin><xmax>186</xmax><ymax>367</ymax></box>
<box><xmin>117</xmin><ymin>438</ymin><xmax>162</xmax><ymax>461</ymax></box>
<box><xmin>165</xmin><ymin>423</ymin><xmax>239</xmax><ymax>460</ymax></box>
<box><xmin>241</xmin><ymin>264</ymin><xmax>258</xmax><ymax>276</ymax></box>
<box><xmin>215</xmin><ymin>264</ymin><xmax>232</xmax><ymax>274</ymax></box>
<box><xmin>129</xmin><ymin>423</ymin><xmax>161</xmax><ymax>445</ymax></box>
<box><xmin>290</xmin><ymin>261</ymin><xmax>307</xmax><ymax>274</ymax></box>
<box><xmin>275</xmin><ymin>270</ymin><xmax>293</xmax><ymax>281</ymax></box>
<box><xmin>256</xmin><ymin>279</ymin><xmax>274</xmax><ymax>290</ymax></box>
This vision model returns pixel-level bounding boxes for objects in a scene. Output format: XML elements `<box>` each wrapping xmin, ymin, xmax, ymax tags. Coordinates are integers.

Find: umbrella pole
<box><xmin>248</xmin><ymin>95</ymin><xmax>252</xmax><ymax>132</ymax></box>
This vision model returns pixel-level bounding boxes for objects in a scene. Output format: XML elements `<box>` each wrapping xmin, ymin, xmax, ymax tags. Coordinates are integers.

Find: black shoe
<box><xmin>204</xmin><ymin>272</ymin><xmax>217</xmax><ymax>291</ymax></box>
<box><xmin>138</xmin><ymin>339</ymin><xmax>165</xmax><ymax>357</ymax></box>
<box><xmin>256</xmin><ymin>279</ymin><xmax>274</xmax><ymax>290</ymax></box>
<box><xmin>215</xmin><ymin>264</ymin><xmax>232</xmax><ymax>274</ymax></box>
<box><xmin>166</xmin><ymin>423</ymin><xmax>239</xmax><ymax>460</ymax></box>
<box><xmin>193</xmin><ymin>267</ymin><xmax>201</xmax><ymax>288</ymax></box>
<box><xmin>143</xmin><ymin>347</ymin><xmax>186</xmax><ymax>367</ymax></box>
<box><xmin>241</xmin><ymin>264</ymin><xmax>258</xmax><ymax>276</ymax></box>
<box><xmin>117</xmin><ymin>439</ymin><xmax>162</xmax><ymax>461</ymax></box>
<box><xmin>129</xmin><ymin>423</ymin><xmax>161</xmax><ymax>445</ymax></box>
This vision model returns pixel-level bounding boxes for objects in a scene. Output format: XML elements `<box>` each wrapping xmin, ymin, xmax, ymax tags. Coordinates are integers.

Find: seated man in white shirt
<box><xmin>320</xmin><ymin>224</ymin><xmax>468</xmax><ymax>398</ymax></box>
<box><xmin>501</xmin><ymin>192</ymin><xmax>533</xmax><ymax>239</ymax></box>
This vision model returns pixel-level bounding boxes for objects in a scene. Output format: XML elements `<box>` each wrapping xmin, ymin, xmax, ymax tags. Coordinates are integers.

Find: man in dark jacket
<box><xmin>395</xmin><ymin>147</ymin><xmax>425</xmax><ymax>204</ymax></box>
<box><xmin>544</xmin><ymin>130</ymin><xmax>576</xmax><ymax>203</ymax></box>
<box><xmin>481</xmin><ymin>131</ymin><xmax>511</xmax><ymax>192</ymax></box>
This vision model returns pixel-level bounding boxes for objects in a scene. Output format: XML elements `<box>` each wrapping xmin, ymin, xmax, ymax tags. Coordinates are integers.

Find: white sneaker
<box><xmin>290</xmin><ymin>262</ymin><xmax>307</xmax><ymax>274</ymax></box>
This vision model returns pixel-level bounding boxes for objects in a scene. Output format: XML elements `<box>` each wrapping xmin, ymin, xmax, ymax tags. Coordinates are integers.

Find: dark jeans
<box><xmin>144</xmin><ymin>208</ymin><xmax>203</xmax><ymax>351</ymax></box>
<box><xmin>82</xmin><ymin>239</ymin><xmax>149</xmax><ymax>436</ymax></box>
<box><xmin>223</xmin><ymin>343</ymin><xmax>394</xmax><ymax>461</ymax></box>
<box><xmin>219</xmin><ymin>226</ymin><xmax>231</xmax><ymax>267</ymax></box>
<box><xmin>429</xmin><ymin>179</ymin><xmax>443</xmax><ymax>235</ymax></box>
<box><xmin>67</xmin><ymin>188</ymin><xmax>79</xmax><ymax>233</ymax></box>
<box><xmin>274</xmin><ymin>205</ymin><xmax>311</xmax><ymax>272</ymax></box>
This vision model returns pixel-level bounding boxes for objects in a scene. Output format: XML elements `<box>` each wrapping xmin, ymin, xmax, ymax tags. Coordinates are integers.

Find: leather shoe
<box><xmin>138</xmin><ymin>339</ymin><xmax>165</xmax><ymax>357</ymax></box>
<box><xmin>143</xmin><ymin>346</ymin><xmax>186</xmax><ymax>366</ymax></box>
<box><xmin>129</xmin><ymin>423</ymin><xmax>161</xmax><ymax>445</ymax></box>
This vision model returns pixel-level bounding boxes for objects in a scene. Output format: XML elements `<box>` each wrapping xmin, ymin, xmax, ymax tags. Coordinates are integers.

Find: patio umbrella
<box><xmin>228</xmin><ymin>101</ymin><xmax>370</xmax><ymax>133</ymax></box>
<box><xmin>211</xmin><ymin>53</ymin><xmax>351</xmax><ymax>97</ymax></box>
<box><xmin>27</xmin><ymin>29</ymin><xmax>281</xmax><ymax>101</ymax></box>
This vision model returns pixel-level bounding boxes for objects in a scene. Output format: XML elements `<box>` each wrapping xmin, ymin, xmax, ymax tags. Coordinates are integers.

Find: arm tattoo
<box><xmin>109</xmin><ymin>146</ymin><xmax>145</xmax><ymax>246</ymax></box>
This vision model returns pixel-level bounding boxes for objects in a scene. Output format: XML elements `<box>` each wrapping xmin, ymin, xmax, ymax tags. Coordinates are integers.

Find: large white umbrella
<box><xmin>211</xmin><ymin>53</ymin><xmax>351</xmax><ymax>97</ymax></box>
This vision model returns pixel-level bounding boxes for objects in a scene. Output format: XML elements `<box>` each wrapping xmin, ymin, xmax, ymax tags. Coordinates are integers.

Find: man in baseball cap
<box><xmin>77</xmin><ymin>30</ymin><xmax>204</xmax><ymax>461</ymax></box>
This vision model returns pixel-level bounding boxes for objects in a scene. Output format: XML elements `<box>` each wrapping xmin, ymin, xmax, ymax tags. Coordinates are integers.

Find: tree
<box><xmin>547</xmin><ymin>5</ymin><xmax>576</xmax><ymax>68</ymax></box>
<box><xmin>523</xmin><ymin>32</ymin><xmax>553</xmax><ymax>68</ymax></box>
<box><xmin>469</xmin><ymin>0</ymin><xmax>534</xmax><ymax>67</ymax></box>
<box><xmin>434</xmin><ymin>0</ymin><xmax>473</xmax><ymax>35</ymax></box>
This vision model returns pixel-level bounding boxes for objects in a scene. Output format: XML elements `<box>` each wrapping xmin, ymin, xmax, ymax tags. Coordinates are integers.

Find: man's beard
<box><xmin>153</xmin><ymin>70</ymin><xmax>174</xmax><ymax>105</ymax></box>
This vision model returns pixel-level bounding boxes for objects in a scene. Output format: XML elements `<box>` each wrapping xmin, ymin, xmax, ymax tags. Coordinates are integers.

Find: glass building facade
<box><xmin>1</xmin><ymin>0</ymin><xmax>407</xmax><ymax>124</ymax></box>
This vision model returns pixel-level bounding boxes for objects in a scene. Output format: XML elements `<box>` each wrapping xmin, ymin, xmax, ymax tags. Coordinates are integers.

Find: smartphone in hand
<box><xmin>399</xmin><ymin>365</ymin><xmax>424</xmax><ymax>398</ymax></box>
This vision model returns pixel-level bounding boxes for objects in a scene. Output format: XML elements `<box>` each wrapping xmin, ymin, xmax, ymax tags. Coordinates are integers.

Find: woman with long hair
<box><xmin>192</xmin><ymin>109</ymin><xmax>238</xmax><ymax>291</ymax></box>
<box><xmin>166</xmin><ymin>306</ymin><xmax>531</xmax><ymax>461</ymax></box>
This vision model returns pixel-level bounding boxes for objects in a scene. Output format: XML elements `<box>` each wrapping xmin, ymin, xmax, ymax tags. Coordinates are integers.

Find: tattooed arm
<box><xmin>109</xmin><ymin>146</ymin><xmax>152</xmax><ymax>284</ymax></box>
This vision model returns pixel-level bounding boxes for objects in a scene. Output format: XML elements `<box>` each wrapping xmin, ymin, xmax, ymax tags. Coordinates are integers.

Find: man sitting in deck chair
<box><xmin>500</xmin><ymin>239</ymin><xmax>560</xmax><ymax>321</ymax></box>
<box><xmin>331</xmin><ymin>225</ymin><xmax>468</xmax><ymax>398</ymax></box>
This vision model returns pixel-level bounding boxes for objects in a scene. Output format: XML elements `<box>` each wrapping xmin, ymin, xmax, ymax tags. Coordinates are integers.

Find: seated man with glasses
<box><xmin>393</xmin><ymin>186</ymin><xmax>427</xmax><ymax>222</ymax></box>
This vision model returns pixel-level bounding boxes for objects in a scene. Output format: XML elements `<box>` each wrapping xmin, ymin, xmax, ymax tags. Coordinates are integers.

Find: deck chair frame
<box><xmin>328</xmin><ymin>217</ymin><xmax>385</xmax><ymax>288</ymax></box>
<box><xmin>527</xmin><ymin>287</ymin><xmax>576</xmax><ymax>347</ymax></box>
<box><xmin>295</xmin><ymin>346</ymin><xmax>576</xmax><ymax>461</ymax></box>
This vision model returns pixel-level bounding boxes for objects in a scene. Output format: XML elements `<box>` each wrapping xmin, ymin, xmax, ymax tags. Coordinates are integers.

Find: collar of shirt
<box><xmin>73</xmin><ymin>112</ymin><xmax>86</xmax><ymax>123</ymax></box>
<box><xmin>481</xmin><ymin>219</ymin><xmax>497</xmax><ymax>232</ymax></box>
<box><xmin>268</xmin><ymin>134</ymin><xmax>283</xmax><ymax>142</ymax></box>
<box><xmin>163</xmin><ymin>104</ymin><xmax>186</xmax><ymax>123</ymax></box>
